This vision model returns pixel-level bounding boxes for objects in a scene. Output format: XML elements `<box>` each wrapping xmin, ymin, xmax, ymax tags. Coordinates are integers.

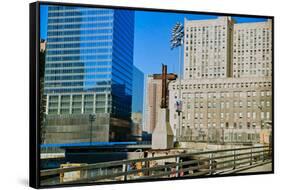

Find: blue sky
<box><xmin>40</xmin><ymin>5</ymin><xmax>267</xmax><ymax>76</ymax></box>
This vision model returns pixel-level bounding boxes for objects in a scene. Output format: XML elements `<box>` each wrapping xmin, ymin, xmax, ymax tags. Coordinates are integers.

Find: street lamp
<box><xmin>89</xmin><ymin>114</ymin><xmax>96</xmax><ymax>144</ymax></box>
<box><xmin>170</xmin><ymin>22</ymin><xmax>184</xmax><ymax>140</ymax></box>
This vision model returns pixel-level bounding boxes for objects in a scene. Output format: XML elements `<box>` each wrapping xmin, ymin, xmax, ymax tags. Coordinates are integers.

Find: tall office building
<box><xmin>144</xmin><ymin>75</ymin><xmax>162</xmax><ymax>134</ymax></box>
<box><xmin>169</xmin><ymin>17</ymin><xmax>272</xmax><ymax>144</ymax></box>
<box><xmin>183</xmin><ymin>17</ymin><xmax>234</xmax><ymax>79</ymax></box>
<box><xmin>131</xmin><ymin>66</ymin><xmax>144</xmax><ymax>140</ymax></box>
<box><xmin>184</xmin><ymin>17</ymin><xmax>272</xmax><ymax>80</ymax></box>
<box><xmin>43</xmin><ymin>5</ymin><xmax>135</xmax><ymax>143</ymax></box>
<box><xmin>132</xmin><ymin>66</ymin><xmax>144</xmax><ymax>114</ymax></box>
<box><xmin>232</xmin><ymin>20</ymin><xmax>272</xmax><ymax>78</ymax></box>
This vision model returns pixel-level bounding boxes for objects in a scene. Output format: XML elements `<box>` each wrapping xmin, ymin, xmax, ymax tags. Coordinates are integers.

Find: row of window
<box><xmin>182</xmin><ymin>121</ymin><xmax>268</xmax><ymax>129</ymax></box>
<box><xmin>172</xmin><ymin>82</ymin><xmax>271</xmax><ymax>90</ymax></box>
<box><xmin>47</xmin><ymin>28</ymin><xmax>113</xmax><ymax>37</ymax></box>
<box><xmin>187</xmin><ymin>25</ymin><xmax>226</xmax><ymax>32</ymax></box>
<box><xmin>47</xmin><ymin>35</ymin><xmax>113</xmax><ymax>43</ymax></box>
<box><xmin>184</xmin><ymin>90</ymin><xmax>271</xmax><ymax>98</ymax></box>
<box><xmin>184</xmin><ymin>100</ymin><xmax>271</xmax><ymax>110</ymax></box>
<box><xmin>45</xmin><ymin>67</ymin><xmax>110</xmax><ymax>74</ymax></box>
<box><xmin>45</xmin><ymin>61</ymin><xmax>112</xmax><ymax>68</ymax></box>
<box><xmin>49</xmin><ymin>101</ymin><xmax>108</xmax><ymax>108</ymax></box>
<box><xmin>48</xmin><ymin>9</ymin><xmax>112</xmax><ymax>17</ymax></box>
<box><xmin>48</xmin><ymin>15</ymin><xmax>113</xmax><ymax>24</ymax></box>
<box><xmin>234</xmin><ymin>28</ymin><xmax>270</xmax><ymax>34</ymax></box>
<box><xmin>48</xmin><ymin>107</ymin><xmax>108</xmax><ymax>114</ymax></box>
<box><xmin>49</xmin><ymin>94</ymin><xmax>108</xmax><ymax>101</ymax></box>
<box><xmin>46</xmin><ymin>54</ymin><xmax>112</xmax><ymax>62</ymax></box>
<box><xmin>187</xmin><ymin>72</ymin><xmax>226</xmax><ymax>78</ymax></box>
<box><xmin>45</xmin><ymin>88</ymin><xmax>109</xmax><ymax>93</ymax></box>
<box><xmin>182</xmin><ymin>111</ymin><xmax>270</xmax><ymax>120</ymax></box>
<box><xmin>48</xmin><ymin>22</ymin><xmax>113</xmax><ymax>31</ymax></box>
<box><xmin>194</xmin><ymin>100</ymin><xmax>265</xmax><ymax>107</ymax></box>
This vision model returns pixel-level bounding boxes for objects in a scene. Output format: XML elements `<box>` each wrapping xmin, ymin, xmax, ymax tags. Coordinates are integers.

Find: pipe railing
<box><xmin>40</xmin><ymin>146</ymin><xmax>272</xmax><ymax>185</ymax></box>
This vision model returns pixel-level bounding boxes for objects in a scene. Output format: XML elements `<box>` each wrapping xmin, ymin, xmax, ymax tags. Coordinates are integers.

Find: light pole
<box><xmin>89</xmin><ymin>114</ymin><xmax>96</xmax><ymax>144</ymax></box>
<box><xmin>170</xmin><ymin>22</ymin><xmax>184</xmax><ymax>141</ymax></box>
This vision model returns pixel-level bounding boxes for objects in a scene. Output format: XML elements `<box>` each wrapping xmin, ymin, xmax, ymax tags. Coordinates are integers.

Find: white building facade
<box><xmin>232</xmin><ymin>20</ymin><xmax>272</xmax><ymax>78</ymax></box>
<box><xmin>169</xmin><ymin>77</ymin><xmax>272</xmax><ymax>143</ymax></box>
<box><xmin>184</xmin><ymin>17</ymin><xmax>234</xmax><ymax>79</ymax></box>
<box><xmin>170</xmin><ymin>17</ymin><xmax>272</xmax><ymax>144</ymax></box>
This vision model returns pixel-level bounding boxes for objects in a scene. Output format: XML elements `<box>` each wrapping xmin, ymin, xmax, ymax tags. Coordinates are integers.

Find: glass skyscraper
<box><xmin>132</xmin><ymin>66</ymin><xmax>144</xmax><ymax>114</ymax></box>
<box><xmin>131</xmin><ymin>66</ymin><xmax>144</xmax><ymax>141</ymax></box>
<box><xmin>43</xmin><ymin>5</ymin><xmax>135</xmax><ymax>142</ymax></box>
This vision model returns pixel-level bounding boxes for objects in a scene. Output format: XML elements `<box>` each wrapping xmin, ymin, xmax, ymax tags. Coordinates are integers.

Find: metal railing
<box><xmin>40</xmin><ymin>146</ymin><xmax>272</xmax><ymax>186</ymax></box>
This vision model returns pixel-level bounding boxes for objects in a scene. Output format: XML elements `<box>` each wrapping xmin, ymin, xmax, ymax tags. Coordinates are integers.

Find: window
<box><xmin>261</xmin><ymin>112</ymin><xmax>265</xmax><ymax>119</ymax></box>
<box><xmin>239</xmin><ymin>101</ymin><xmax>243</xmax><ymax>108</ymax></box>
<box><xmin>252</xmin><ymin>100</ymin><xmax>256</xmax><ymax>107</ymax></box>
<box><xmin>247</xmin><ymin>112</ymin><xmax>251</xmax><ymax>118</ymax></box>
<box><xmin>226</xmin><ymin>113</ymin><xmax>229</xmax><ymax>119</ymax></box>
<box><xmin>240</xmin><ymin>92</ymin><xmax>244</xmax><ymax>98</ymax></box>
<box><xmin>213</xmin><ymin>102</ymin><xmax>216</xmax><ymax>108</ymax></box>
<box><xmin>239</xmin><ymin>112</ymin><xmax>243</xmax><ymax>118</ymax></box>
<box><xmin>266</xmin><ymin>112</ymin><xmax>270</xmax><ymax>119</ymax></box>
<box><xmin>252</xmin><ymin>122</ymin><xmax>256</xmax><ymax>128</ymax></box>
<box><xmin>253</xmin><ymin>112</ymin><xmax>256</xmax><ymax>119</ymax></box>
<box><xmin>239</xmin><ymin>122</ymin><xmax>243</xmax><ymax>129</ymax></box>
<box><xmin>226</xmin><ymin>102</ymin><xmax>230</xmax><ymax>108</ymax></box>
<box><xmin>221</xmin><ymin>113</ymin><xmax>224</xmax><ymax>119</ymax></box>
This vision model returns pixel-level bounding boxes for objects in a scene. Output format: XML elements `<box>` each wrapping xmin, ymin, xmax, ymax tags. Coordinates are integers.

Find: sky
<box><xmin>40</xmin><ymin>5</ymin><xmax>268</xmax><ymax>76</ymax></box>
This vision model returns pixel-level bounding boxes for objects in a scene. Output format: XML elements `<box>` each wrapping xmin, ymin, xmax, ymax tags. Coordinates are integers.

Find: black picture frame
<box><xmin>30</xmin><ymin>1</ymin><xmax>274</xmax><ymax>189</ymax></box>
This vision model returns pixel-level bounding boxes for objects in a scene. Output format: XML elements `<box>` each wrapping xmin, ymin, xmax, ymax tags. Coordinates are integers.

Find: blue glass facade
<box><xmin>44</xmin><ymin>5</ymin><xmax>135</xmax><ymax>119</ymax></box>
<box><xmin>132</xmin><ymin>66</ymin><xmax>144</xmax><ymax>113</ymax></box>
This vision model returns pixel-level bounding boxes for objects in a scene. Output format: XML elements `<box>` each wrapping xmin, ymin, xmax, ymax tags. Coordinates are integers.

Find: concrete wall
<box><xmin>43</xmin><ymin>113</ymin><xmax>110</xmax><ymax>144</ymax></box>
